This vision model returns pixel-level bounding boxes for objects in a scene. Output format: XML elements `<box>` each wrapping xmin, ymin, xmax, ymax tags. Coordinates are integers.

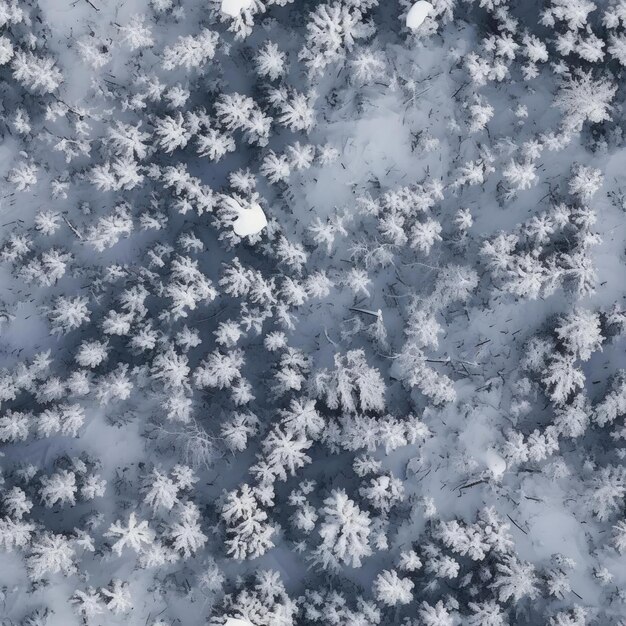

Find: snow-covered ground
<box><xmin>0</xmin><ymin>0</ymin><xmax>626</xmax><ymax>625</ymax></box>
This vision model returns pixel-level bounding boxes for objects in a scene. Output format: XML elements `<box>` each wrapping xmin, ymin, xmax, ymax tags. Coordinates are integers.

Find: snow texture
<box><xmin>225</xmin><ymin>197</ymin><xmax>268</xmax><ymax>237</ymax></box>
<box><xmin>406</xmin><ymin>1</ymin><xmax>433</xmax><ymax>30</ymax></box>
<box><xmin>1</xmin><ymin>0</ymin><xmax>626</xmax><ymax>625</ymax></box>
<box><xmin>221</xmin><ymin>0</ymin><xmax>254</xmax><ymax>17</ymax></box>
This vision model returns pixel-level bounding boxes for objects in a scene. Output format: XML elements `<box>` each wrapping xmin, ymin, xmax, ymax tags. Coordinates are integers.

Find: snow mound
<box><xmin>221</xmin><ymin>0</ymin><xmax>254</xmax><ymax>17</ymax></box>
<box><xmin>224</xmin><ymin>619</ymin><xmax>255</xmax><ymax>626</ymax></box>
<box><xmin>223</xmin><ymin>196</ymin><xmax>268</xmax><ymax>237</ymax></box>
<box><xmin>406</xmin><ymin>1</ymin><xmax>433</xmax><ymax>30</ymax></box>
<box><xmin>484</xmin><ymin>449</ymin><xmax>507</xmax><ymax>480</ymax></box>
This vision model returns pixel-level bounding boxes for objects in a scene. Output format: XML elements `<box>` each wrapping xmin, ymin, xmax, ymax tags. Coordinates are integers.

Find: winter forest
<box><xmin>1</xmin><ymin>0</ymin><xmax>626</xmax><ymax>624</ymax></box>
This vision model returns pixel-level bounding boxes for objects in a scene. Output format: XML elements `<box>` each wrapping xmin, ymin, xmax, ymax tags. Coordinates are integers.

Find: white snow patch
<box><xmin>483</xmin><ymin>448</ymin><xmax>507</xmax><ymax>480</ymax></box>
<box><xmin>406</xmin><ymin>1</ymin><xmax>433</xmax><ymax>29</ymax></box>
<box><xmin>221</xmin><ymin>0</ymin><xmax>253</xmax><ymax>16</ymax></box>
<box><xmin>224</xmin><ymin>619</ymin><xmax>255</xmax><ymax>626</ymax></box>
<box><xmin>223</xmin><ymin>197</ymin><xmax>268</xmax><ymax>237</ymax></box>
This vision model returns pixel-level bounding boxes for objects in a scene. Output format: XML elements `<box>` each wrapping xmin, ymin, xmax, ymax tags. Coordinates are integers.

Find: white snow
<box><xmin>223</xmin><ymin>197</ymin><xmax>268</xmax><ymax>237</ymax></box>
<box><xmin>406</xmin><ymin>1</ymin><xmax>433</xmax><ymax>30</ymax></box>
<box><xmin>483</xmin><ymin>448</ymin><xmax>507</xmax><ymax>480</ymax></box>
<box><xmin>221</xmin><ymin>0</ymin><xmax>253</xmax><ymax>17</ymax></box>
<box><xmin>3</xmin><ymin>0</ymin><xmax>626</xmax><ymax>622</ymax></box>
